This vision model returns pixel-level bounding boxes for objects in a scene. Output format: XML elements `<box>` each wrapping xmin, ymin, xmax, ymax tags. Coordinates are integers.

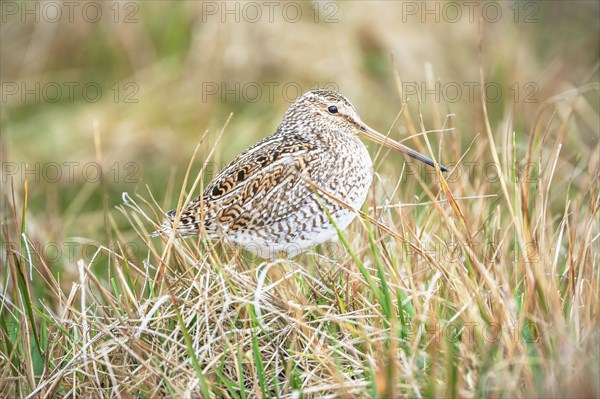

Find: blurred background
<box><xmin>1</xmin><ymin>0</ymin><xmax>599</xmax><ymax>267</ymax></box>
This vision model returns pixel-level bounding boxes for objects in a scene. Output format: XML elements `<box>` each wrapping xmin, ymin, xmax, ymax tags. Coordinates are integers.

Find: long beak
<box><xmin>359</xmin><ymin>124</ymin><xmax>448</xmax><ymax>172</ymax></box>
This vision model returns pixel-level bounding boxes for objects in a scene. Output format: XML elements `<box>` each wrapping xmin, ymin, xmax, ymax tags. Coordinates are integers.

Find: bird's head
<box><xmin>281</xmin><ymin>89</ymin><xmax>447</xmax><ymax>171</ymax></box>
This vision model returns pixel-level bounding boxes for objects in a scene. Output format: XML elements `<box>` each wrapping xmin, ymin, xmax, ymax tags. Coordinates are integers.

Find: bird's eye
<box><xmin>328</xmin><ymin>105</ymin><xmax>338</xmax><ymax>114</ymax></box>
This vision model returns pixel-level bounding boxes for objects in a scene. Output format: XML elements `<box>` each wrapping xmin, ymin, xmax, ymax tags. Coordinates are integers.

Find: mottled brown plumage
<box><xmin>156</xmin><ymin>90</ymin><xmax>446</xmax><ymax>258</ymax></box>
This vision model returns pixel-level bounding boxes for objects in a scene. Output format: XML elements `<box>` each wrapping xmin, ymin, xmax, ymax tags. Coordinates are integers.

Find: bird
<box><xmin>155</xmin><ymin>89</ymin><xmax>446</xmax><ymax>258</ymax></box>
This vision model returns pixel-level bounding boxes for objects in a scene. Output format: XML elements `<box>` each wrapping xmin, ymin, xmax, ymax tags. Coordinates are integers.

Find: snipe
<box><xmin>155</xmin><ymin>90</ymin><xmax>446</xmax><ymax>258</ymax></box>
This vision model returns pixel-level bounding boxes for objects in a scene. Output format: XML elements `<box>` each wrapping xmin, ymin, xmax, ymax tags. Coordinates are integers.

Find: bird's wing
<box><xmin>204</xmin><ymin>134</ymin><xmax>314</xmax><ymax>201</ymax></box>
<box><xmin>164</xmin><ymin>134</ymin><xmax>332</xmax><ymax>236</ymax></box>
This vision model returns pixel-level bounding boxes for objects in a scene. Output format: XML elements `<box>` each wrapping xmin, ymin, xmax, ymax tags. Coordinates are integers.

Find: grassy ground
<box><xmin>1</xmin><ymin>2</ymin><xmax>599</xmax><ymax>398</ymax></box>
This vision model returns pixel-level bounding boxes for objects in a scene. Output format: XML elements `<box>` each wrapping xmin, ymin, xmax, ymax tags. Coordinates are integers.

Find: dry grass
<box><xmin>1</xmin><ymin>2</ymin><xmax>599</xmax><ymax>398</ymax></box>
